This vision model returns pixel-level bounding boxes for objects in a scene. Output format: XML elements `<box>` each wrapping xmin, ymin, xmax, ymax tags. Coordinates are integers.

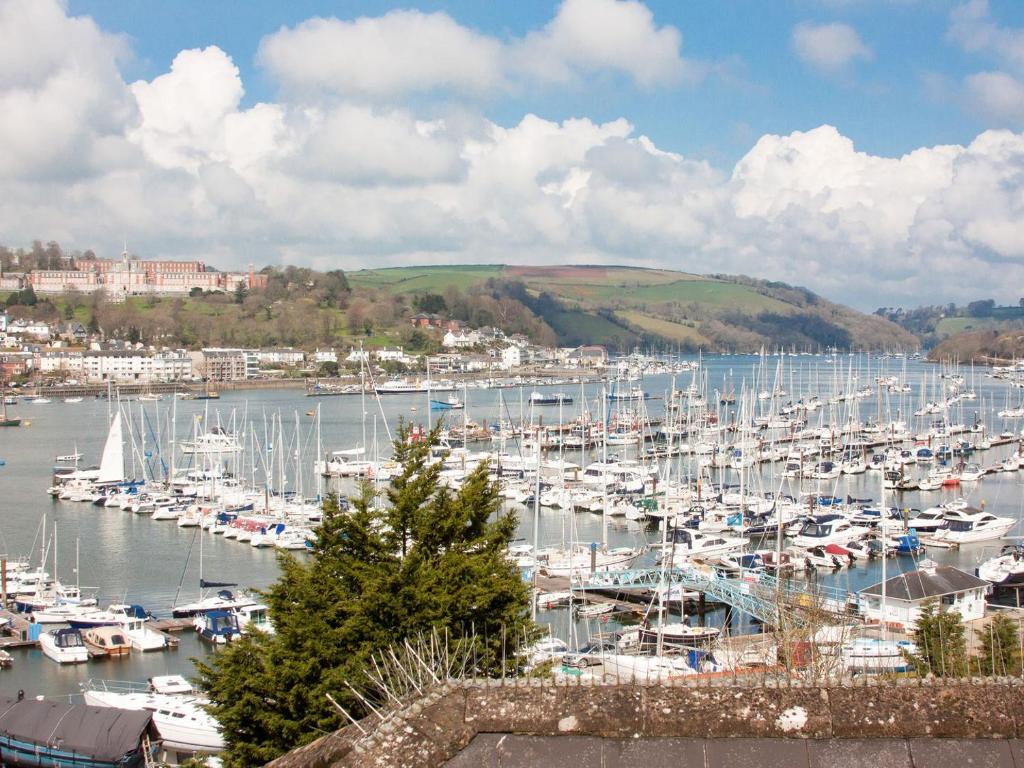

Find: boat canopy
<box><xmin>0</xmin><ymin>696</ymin><xmax>153</xmax><ymax>764</ymax></box>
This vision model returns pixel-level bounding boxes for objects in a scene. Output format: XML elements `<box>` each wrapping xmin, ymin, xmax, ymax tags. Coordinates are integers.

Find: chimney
<box><xmin>918</xmin><ymin>558</ymin><xmax>937</xmax><ymax>575</ymax></box>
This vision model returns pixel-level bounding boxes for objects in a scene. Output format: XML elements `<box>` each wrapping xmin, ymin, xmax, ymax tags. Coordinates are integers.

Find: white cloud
<box><xmin>286</xmin><ymin>106</ymin><xmax>466</xmax><ymax>185</ymax></box>
<box><xmin>257</xmin><ymin>10</ymin><xmax>503</xmax><ymax>99</ymax></box>
<box><xmin>514</xmin><ymin>0</ymin><xmax>693</xmax><ymax>87</ymax></box>
<box><xmin>792</xmin><ymin>22</ymin><xmax>872</xmax><ymax>74</ymax></box>
<box><xmin>258</xmin><ymin>0</ymin><xmax>695</xmax><ymax>99</ymax></box>
<box><xmin>949</xmin><ymin>0</ymin><xmax>1024</xmax><ymax>71</ymax></box>
<box><xmin>0</xmin><ymin>0</ymin><xmax>136</xmax><ymax>180</ymax></box>
<box><xmin>949</xmin><ymin>2</ymin><xmax>1024</xmax><ymax>126</ymax></box>
<box><xmin>964</xmin><ymin>71</ymin><xmax>1024</xmax><ymax>124</ymax></box>
<box><xmin>8</xmin><ymin>0</ymin><xmax>1024</xmax><ymax>309</ymax></box>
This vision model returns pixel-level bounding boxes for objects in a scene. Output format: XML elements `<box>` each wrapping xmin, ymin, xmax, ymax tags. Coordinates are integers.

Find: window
<box><xmin>940</xmin><ymin>594</ymin><xmax>956</xmax><ymax>606</ymax></box>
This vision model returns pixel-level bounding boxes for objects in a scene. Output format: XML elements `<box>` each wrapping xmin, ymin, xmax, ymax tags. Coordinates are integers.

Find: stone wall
<box><xmin>267</xmin><ymin>677</ymin><xmax>1024</xmax><ymax>768</ymax></box>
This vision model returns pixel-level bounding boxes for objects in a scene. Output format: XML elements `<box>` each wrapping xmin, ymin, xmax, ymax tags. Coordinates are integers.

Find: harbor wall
<box><xmin>267</xmin><ymin>676</ymin><xmax>1024</xmax><ymax>767</ymax></box>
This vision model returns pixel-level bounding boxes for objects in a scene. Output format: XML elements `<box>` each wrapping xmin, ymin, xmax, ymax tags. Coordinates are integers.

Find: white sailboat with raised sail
<box><xmin>51</xmin><ymin>411</ymin><xmax>126</xmax><ymax>489</ymax></box>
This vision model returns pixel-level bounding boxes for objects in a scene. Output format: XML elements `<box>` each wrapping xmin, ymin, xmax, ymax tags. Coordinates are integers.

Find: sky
<box><xmin>3</xmin><ymin>0</ymin><xmax>1024</xmax><ymax>309</ymax></box>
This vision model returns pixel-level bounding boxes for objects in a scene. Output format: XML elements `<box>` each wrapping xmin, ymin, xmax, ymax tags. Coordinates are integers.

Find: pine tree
<box><xmin>195</xmin><ymin>423</ymin><xmax>534</xmax><ymax>765</ymax></box>
<box><xmin>975</xmin><ymin>614</ymin><xmax>1022</xmax><ymax>676</ymax></box>
<box><xmin>907</xmin><ymin>600</ymin><xmax>969</xmax><ymax>677</ymax></box>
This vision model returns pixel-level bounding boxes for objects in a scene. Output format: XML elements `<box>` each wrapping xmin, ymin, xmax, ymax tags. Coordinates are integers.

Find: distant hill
<box><xmin>929</xmin><ymin>329</ymin><xmax>1024</xmax><ymax>364</ymax></box>
<box><xmin>348</xmin><ymin>265</ymin><xmax>915</xmax><ymax>352</ymax></box>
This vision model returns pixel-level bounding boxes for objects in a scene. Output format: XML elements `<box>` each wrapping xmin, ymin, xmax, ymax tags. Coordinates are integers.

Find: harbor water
<box><xmin>1</xmin><ymin>353</ymin><xmax>1022</xmax><ymax>697</ymax></box>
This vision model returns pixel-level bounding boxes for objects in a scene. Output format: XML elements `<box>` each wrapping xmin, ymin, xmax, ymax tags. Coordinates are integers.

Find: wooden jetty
<box><xmin>0</xmin><ymin>609</ymin><xmax>195</xmax><ymax>650</ymax></box>
<box><xmin>0</xmin><ymin>608</ymin><xmax>37</xmax><ymax>649</ymax></box>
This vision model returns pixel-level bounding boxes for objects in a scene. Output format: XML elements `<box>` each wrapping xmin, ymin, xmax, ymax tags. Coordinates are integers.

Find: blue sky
<box><xmin>71</xmin><ymin>0</ymin><xmax>1023</xmax><ymax>163</ymax></box>
<box><xmin>4</xmin><ymin>0</ymin><xmax>1024</xmax><ymax>308</ymax></box>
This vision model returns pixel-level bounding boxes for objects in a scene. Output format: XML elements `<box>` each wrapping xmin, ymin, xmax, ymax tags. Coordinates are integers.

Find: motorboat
<box><xmin>576</xmin><ymin>602</ymin><xmax>616</xmax><ymax>618</ymax></box>
<box><xmin>195</xmin><ymin>609</ymin><xmax>241</xmax><ymax>644</ymax></box>
<box><xmin>657</xmin><ymin>528</ymin><xmax>748</xmax><ymax>563</ymax></box>
<box><xmin>535</xmin><ymin>545</ymin><xmax>642</xmax><ymax>578</ymax></box>
<box><xmin>82</xmin><ymin>626</ymin><xmax>132</xmax><ymax>657</ymax></box>
<box><xmin>600</xmin><ymin>653</ymin><xmax>696</xmax><ymax>682</ymax></box>
<box><xmin>179</xmin><ymin>427</ymin><xmax>242</xmax><ymax>455</ymax></box>
<box><xmin>235</xmin><ymin>603</ymin><xmax>275</xmax><ymax>634</ymax></box>
<box><xmin>800</xmin><ymin>544</ymin><xmax>852</xmax><ymax>570</ymax></box>
<box><xmin>82</xmin><ymin>679</ymin><xmax>225</xmax><ymax>754</ymax></box>
<box><xmin>535</xmin><ymin>590</ymin><xmax>574</xmax><ymax>609</ymax></box>
<box><xmin>907</xmin><ymin>507</ymin><xmax>948</xmax><ymax>533</ymax></box>
<box><xmin>112</xmin><ymin>605</ymin><xmax>168</xmax><ymax>651</ymax></box>
<box><xmin>40</xmin><ymin>627</ymin><xmax>89</xmax><ymax>664</ymax></box>
<box><xmin>977</xmin><ymin>545</ymin><xmax>1024</xmax><ymax>587</ymax></box>
<box><xmin>841</xmin><ymin>637</ymin><xmax>916</xmax><ymax>674</ymax></box>
<box><xmin>791</xmin><ymin>515</ymin><xmax>871</xmax><ymax>549</ymax></box>
<box><xmin>316</xmin><ymin>448</ymin><xmax>376</xmax><ymax>477</ymax></box>
<box><xmin>930</xmin><ymin>508</ymin><xmax>1016</xmax><ymax>544</ymax></box>
<box><xmin>526</xmin><ymin>636</ymin><xmax>569</xmax><ymax>667</ymax></box>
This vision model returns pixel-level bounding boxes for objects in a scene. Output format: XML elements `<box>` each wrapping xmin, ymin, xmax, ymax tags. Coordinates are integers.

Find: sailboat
<box><xmin>0</xmin><ymin>379</ymin><xmax>20</xmax><ymax>427</ymax></box>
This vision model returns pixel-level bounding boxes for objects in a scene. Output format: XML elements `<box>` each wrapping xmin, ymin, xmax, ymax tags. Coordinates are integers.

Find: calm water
<box><xmin>2</xmin><ymin>353</ymin><xmax>1022</xmax><ymax>697</ymax></box>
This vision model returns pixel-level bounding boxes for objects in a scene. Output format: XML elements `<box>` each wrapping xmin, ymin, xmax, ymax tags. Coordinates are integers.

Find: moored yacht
<box><xmin>977</xmin><ymin>545</ymin><xmax>1024</xmax><ymax>586</ymax></box>
<box><xmin>791</xmin><ymin>514</ymin><xmax>871</xmax><ymax>549</ymax></box>
<box><xmin>82</xmin><ymin>678</ymin><xmax>225</xmax><ymax>754</ymax></box>
<box><xmin>40</xmin><ymin>627</ymin><xmax>89</xmax><ymax>664</ymax></box>
<box><xmin>930</xmin><ymin>507</ymin><xmax>1016</xmax><ymax>544</ymax></box>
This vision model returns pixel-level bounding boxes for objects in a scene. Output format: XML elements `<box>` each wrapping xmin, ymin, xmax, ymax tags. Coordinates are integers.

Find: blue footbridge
<box><xmin>573</xmin><ymin>566</ymin><xmax>855</xmax><ymax>627</ymax></box>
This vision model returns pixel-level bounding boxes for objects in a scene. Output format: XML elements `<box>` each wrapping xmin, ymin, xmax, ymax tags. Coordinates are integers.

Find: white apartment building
<box><xmin>257</xmin><ymin>348</ymin><xmax>305</xmax><ymax>366</ymax></box>
<box><xmin>501</xmin><ymin>345</ymin><xmax>522</xmax><ymax>370</ymax></box>
<box><xmin>376</xmin><ymin>347</ymin><xmax>413</xmax><ymax>364</ymax></box>
<box><xmin>314</xmin><ymin>348</ymin><xmax>338</xmax><ymax>364</ymax></box>
<box><xmin>36</xmin><ymin>351</ymin><xmax>84</xmax><ymax>376</ymax></box>
<box><xmin>82</xmin><ymin>350</ymin><xmax>193</xmax><ymax>383</ymax></box>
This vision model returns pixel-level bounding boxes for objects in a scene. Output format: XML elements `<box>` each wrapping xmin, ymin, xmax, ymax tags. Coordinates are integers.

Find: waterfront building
<box><xmin>858</xmin><ymin>562</ymin><xmax>989</xmax><ymax>630</ymax></box>
<box><xmin>82</xmin><ymin>349</ymin><xmax>192</xmax><ymax>383</ymax></box>
<box><xmin>257</xmin><ymin>348</ymin><xmax>305</xmax><ymax>366</ymax></box>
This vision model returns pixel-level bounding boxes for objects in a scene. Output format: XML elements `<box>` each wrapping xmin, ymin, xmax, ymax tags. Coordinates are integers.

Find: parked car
<box><xmin>561</xmin><ymin>639</ymin><xmax>618</xmax><ymax>668</ymax></box>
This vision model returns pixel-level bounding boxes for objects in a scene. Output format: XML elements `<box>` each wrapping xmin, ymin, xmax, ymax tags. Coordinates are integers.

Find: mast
<box><xmin>531</xmin><ymin>435</ymin><xmax>541</xmax><ymax>622</ymax></box>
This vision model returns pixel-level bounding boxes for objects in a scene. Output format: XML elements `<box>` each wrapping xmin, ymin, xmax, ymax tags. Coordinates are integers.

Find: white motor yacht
<box><xmin>40</xmin><ymin>627</ymin><xmax>89</xmax><ymax>664</ymax></box>
<box><xmin>82</xmin><ymin>679</ymin><xmax>225</xmax><ymax>754</ymax></box>
<box><xmin>930</xmin><ymin>508</ymin><xmax>1016</xmax><ymax>544</ymax></box>
<box><xmin>977</xmin><ymin>545</ymin><xmax>1024</xmax><ymax>587</ymax></box>
<box><xmin>791</xmin><ymin>514</ymin><xmax>871</xmax><ymax>549</ymax></box>
<box><xmin>657</xmin><ymin>528</ymin><xmax>748</xmax><ymax>564</ymax></box>
<box><xmin>907</xmin><ymin>507</ymin><xmax>947</xmax><ymax>533</ymax></box>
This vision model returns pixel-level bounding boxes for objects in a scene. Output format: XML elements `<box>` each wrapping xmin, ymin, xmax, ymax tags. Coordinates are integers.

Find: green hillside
<box><xmin>349</xmin><ymin>264</ymin><xmax>915</xmax><ymax>352</ymax></box>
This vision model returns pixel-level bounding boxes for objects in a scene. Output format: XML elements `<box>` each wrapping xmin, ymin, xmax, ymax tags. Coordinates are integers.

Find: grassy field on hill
<box><xmin>347</xmin><ymin>264</ymin><xmax>915</xmax><ymax>352</ymax></box>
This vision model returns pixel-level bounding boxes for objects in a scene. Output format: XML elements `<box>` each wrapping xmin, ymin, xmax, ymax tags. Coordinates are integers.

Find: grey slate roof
<box><xmin>860</xmin><ymin>565</ymin><xmax>988</xmax><ymax>601</ymax></box>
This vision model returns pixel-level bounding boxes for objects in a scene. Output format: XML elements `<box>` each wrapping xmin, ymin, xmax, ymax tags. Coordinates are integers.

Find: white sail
<box><xmin>97</xmin><ymin>412</ymin><xmax>125</xmax><ymax>484</ymax></box>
